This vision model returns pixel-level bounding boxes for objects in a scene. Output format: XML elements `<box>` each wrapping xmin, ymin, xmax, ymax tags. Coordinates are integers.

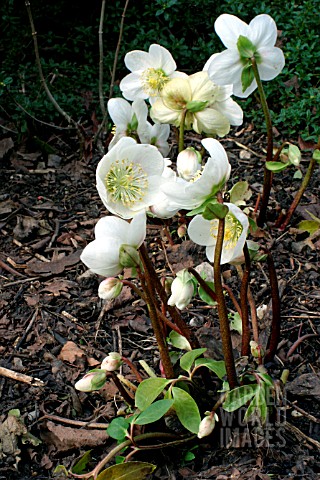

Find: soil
<box><xmin>0</xmin><ymin>124</ymin><xmax>319</xmax><ymax>480</ymax></box>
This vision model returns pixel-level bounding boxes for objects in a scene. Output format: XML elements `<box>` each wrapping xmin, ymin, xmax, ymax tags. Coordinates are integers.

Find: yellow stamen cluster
<box><xmin>141</xmin><ymin>68</ymin><xmax>169</xmax><ymax>96</ymax></box>
<box><xmin>210</xmin><ymin>213</ymin><xmax>243</xmax><ymax>250</ymax></box>
<box><xmin>105</xmin><ymin>159</ymin><xmax>148</xmax><ymax>207</ymax></box>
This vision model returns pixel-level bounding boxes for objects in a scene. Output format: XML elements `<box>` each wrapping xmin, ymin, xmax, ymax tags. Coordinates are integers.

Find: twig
<box><xmin>36</xmin><ymin>414</ymin><xmax>109</xmax><ymax>430</ymax></box>
<box><xmin>98</xmin><ymin>0</ymin><xmax>107</xmax><ymax>117</ymax></box>
<box><xmin>0</xmin><ymin>366</ymin><xmax>44</xmax><ymax>387</ymax></box>
<box><xmin>0</xmin><ymin>257</ymin><xmax>26</xmax><ymax>278</ymax></box>
<box><xmin>24</xmin><ymin>1</ymin><xmax>84</xmax><ymax>145</ymax></box>
<box><xmin>286</xmin><ymin>333</ymin><xmax>319</xmax><ymax>359</ymax></box>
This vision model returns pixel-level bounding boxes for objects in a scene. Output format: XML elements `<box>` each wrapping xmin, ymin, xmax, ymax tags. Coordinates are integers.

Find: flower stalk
<box><xmin>179</xmin><ymin>109</ymin><xmax>187</xmax><ymax>152</ymax></box>
<box><xmin>265</xmin><ymin>252</ymin><xmax>281</xmax><ymax>362</ymax></box>
<box><xmin>239</xmin><ymin>243</ymin><xmax>251</xmax><ymax>357</ymax></box>
<box><xmin>213</xmin><ymin>195</ymin><xmax>238</xmax><ymax>389</ymax></box>
<box><xmin>250</xmin><ymin>57</ymin><xmax>274</xmax><ymax>227</ymax></box>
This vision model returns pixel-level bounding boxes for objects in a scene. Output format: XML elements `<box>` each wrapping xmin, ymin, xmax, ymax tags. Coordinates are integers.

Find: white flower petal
<box><xmin>203</xmin><ymin>53</ymin><xmax>220</xmax><ymax>72</ymax></box>
<box><xmin>124</xmin><ymin>50</ymin><xmax>153</xmax><ymax>72</ymax></box>
<box><xmin>215</xmin><ymin>14</ymin><xmax>249</xmax><ymax>49</ymax></box>
<box><xmin>188</xmin><ymin>215</ymin><xmax>214</xmax><ymax>246</ymax></box>
<box><xmin>256</xmin><ymin>47</ymin><xmax>285</xmax><ymax>80</ymax></box>
<box><xmin>120</xmin><ymin>73</ymin><xmax>147</xmax><ymax>101</ymax></box>
<box><xmin>213</xmin><ymin>97</ymin><xmax>243</xmax><ymax>126</ymax></box>
<box><xmin>107</xmin><ymin>98</ymin><xmax>132</xmax><ymax>128</ymax></box>
<box><xmin>127</xmin><ymin>212</ymin><xmax>146</xmax><ymax>246</ymax></box>
<box><xmin>95</xmin><ymin>215</ymin><xmax>128</xmax><ymax>240</ymax></box>
<box><xmin>194</xmin><ymin>108</ymin><xmax>230</xmax><ymax>136</ymax></box>
<box><xmin>249</xmin><ymin>14</ymin><xmax>277</xmax><ymax>48</ymax></box>
<box><xmin>207</xmin><ymin>50</ymin><xmax>243</xmax><ymax>87</ymax></box>
<box><xmin>148</xmin><ymin>44</ymin><xmax>176</xmax><ymax>73</ymax></box>
<box><xmin>80</xmin><ymin>238</ymin><xmax>123</xmax><ymax>277</ymax></box>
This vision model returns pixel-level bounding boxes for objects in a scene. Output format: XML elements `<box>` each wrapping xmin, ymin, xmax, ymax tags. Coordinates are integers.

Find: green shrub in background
<box><xmin>0</xmin><ymin>0</ymin><xmax>319</xmax><ymax>140</ymax></box>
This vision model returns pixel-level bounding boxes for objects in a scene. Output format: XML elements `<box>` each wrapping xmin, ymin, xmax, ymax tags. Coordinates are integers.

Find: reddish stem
<box><xmin>264</xmin><ymin>252</ymin><xmax>281</xmax><ymax>362</ymax></box>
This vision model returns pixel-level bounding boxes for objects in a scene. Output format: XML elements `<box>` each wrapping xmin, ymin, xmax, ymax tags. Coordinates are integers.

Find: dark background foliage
<box><xmin>1</xmin><ymin>0</ymin><xmax>319</xmax><ymax>140</ymax></box>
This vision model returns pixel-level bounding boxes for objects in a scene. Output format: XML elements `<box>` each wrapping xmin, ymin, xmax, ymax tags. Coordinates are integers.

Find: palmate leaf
<box><xmin>134</xmin><ymin>399</ymin><xmax>174</xmax><ymax>425</ymax></box>
<box><xmin>180</xmin><ymin>348</ymin><xmax>207</xmax><ymax>373</ymax></box>
<box><xmin>135</xmin><ymin>378</ymin><xmax>172</xmax><ymax>411</ymax></box>
<box><xmin>194</xmin><ymin>358</ymin><xmax>226</xmax><ymax>380</ymax></box>
<box><xmin>172</xmin><ymin>386</ymin><xmax>201</xmax><ymax>434</ymax></box>
<box><xmin>223</xmin><ymin>384</ymin><xmax>258</xmax><ymax>412</ymax></box>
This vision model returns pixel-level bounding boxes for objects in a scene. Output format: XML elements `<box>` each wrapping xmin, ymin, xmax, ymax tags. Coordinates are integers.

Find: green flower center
<box><xmin>210</xmin><ymin>213</ymin><xmax>243</xmax><ymax>250</ymax></box>
<box><xmin>105</xmin><ymin>159</ymin><xmax>148</xmax><ymax>207</ymax></box>
<box><xmin>141</xmin><ymin>68</ymin><xmax>169</xmax><ymax>96</ymax></box>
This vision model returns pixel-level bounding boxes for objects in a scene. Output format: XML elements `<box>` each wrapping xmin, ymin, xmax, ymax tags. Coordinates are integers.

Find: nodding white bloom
<box><xmin>75</xmin><ymin>370</ymin><xmax>107</xmax><ymax>392</ymax></box>
<box><xmin>120</xmin><ymin>44</ymin><xmax>186</xmax><ymax>104</ymax></box>
<box><xmin>96</xmin><ymin>137</ymin><xmax>166</xmax><ymax>219</ymax></box>
<box><xmin>150</xmin><ymin>71</ymin><xmax>243</xmax><ymax>136</ymax></box>
<box><xmin>177</xmin><ymin>147</ymin><xmax>202</xmax><ymax>181</ymax></box>
<box><xmin>108</xmin><ymin>98</ymin><xmax>170</xmax><ymax>156</ymax></box>
<box><xmin>160</xmin><ymin>138</ymin><xmax>231</xmax><ymax>211</ymax></box>
<box><xmin>80</xmin><ymin>213</ymin><xmax>146</xmax><ymax>277</ymax></box>
<box><xmin>188</xmin><ymin>203</ymin><xmax>249</xmax><ymax>265</ymax></box>
<box><xmin>98</xmin><ymin>277</ymin><xmax>123</xmax><ymax>300</ymax></box>
<box><xmin>149</xmin><ymin>160</ymin><xmax>180</xmax><ymax>219</ymax></box>
<box><xmin>167</xmin><ymin>269</ymin><xmax>194</xmax><ymax>310</ymax></box>
<box><xmin>139</xmin><ymin>121</ymin><xmax>171</xmax><ymax>157</ymax></box>
<box><xmin>107</xmin><ymin>98</ymin><xmax>148</xmax><ymax>150</ymax></box>
<box><xmin>206</xmin><ymin>14</ymin><xmax>285</xmax><ymax>98</ymax></box>
<box><xmin>101</xmin><ymin>352</ymin><xmax>122</xmax><ymax>372</ymax></box>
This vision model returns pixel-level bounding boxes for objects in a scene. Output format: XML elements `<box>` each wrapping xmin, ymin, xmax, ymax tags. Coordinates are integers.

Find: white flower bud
<box><xmin>177</xmin><ymin>147</ymin><xmax>202</xmax><ymax>181</ymax></box>
<box><xmin>167</xmin><ymin>269</ymin><xmax>194</xmax><ymax>310</ymax></box>
<box><xmin>198</xmin><ymin>414</ymin><xmax>216</xmax><ymax>439</ymax></box>
<box><xmin>75</xmin><ymin>370</ymin><xmax>107</xmax><ymax>392</ymax></box>
<box><xmin>101</xmin><ymin>352</ymin><xmax>122</xmax><ymax>372</ymax></box>
<box><xmin>98</xmin><ymin>277</ymin><xmax>123</xmax><ymax>300</ymax></box>
<box><xmin>250</xmin><ymin>340</ymin><xmax>265</xmax><ymax>359</ymax></box>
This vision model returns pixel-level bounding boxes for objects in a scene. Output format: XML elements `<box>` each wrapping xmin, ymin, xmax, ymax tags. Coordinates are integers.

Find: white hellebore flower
<box><xmin>75</xmin><ymin>370</ymin><xmax>107</xmax><ymax>392</ymax></box>
<box><xmin>80</xmin><ymin>213</ymin><xmax>146</xmax><ymax>277</ymax></box>
<box><xmin>120</xmin><ymin>43</ymin><xmax>185</xmax><ymax>104</ymax></box>
<box><xmin>139</xmin><ymin>121</ymin><xmax>171</xmax><ymax>157</ymax></box>
<box><xmin>161</xmin><ymin>138</ymin><xmax>231</xmax><ymax>211</ymax></box>
<box><xmin>151</xmin><ymin>71</ymin><xmax>243</xmax><ymax>136</ymax></box>
<box><xmin>206</xmin><ymin>14</ymin><xmax>285</xmax><ymax>98</ymax></box>
<box><xmin>198</xmin><ymin>413</ymin><xmax>218</xmax><ymax>439</ymax></box>
<box><xmin>107</xmin><ymin>98</ymin><xmax>149</xmax><ymax>150</ymax></box>
<box><xmin>96</xmin><ymin>137</ymin><xmax>166</xmax><ymax>219</ymax></box>
<box><xmin>149</xmin><ymin>159</ymin><xmax>180</xmax><ymax>219</ymax></box>
<box><xmin>167</xmin><ymin>269</ymin><xmax>194</xmax><ymax>310</ymax></box>
<box><xmin>188</xmin><ymin>203</ymin><xmax>249</xmax><ymax>265</ymax></box>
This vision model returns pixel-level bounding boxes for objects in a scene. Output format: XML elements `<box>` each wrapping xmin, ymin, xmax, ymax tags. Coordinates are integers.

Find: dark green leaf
<box><xmin>71</xmin><ymin>450</ymin><xmax>92</xmax><ymax>474</ymax></box>
<box><xmin>265</xmin><ymin>161</ymin><xmax>289</xmax><ymax>172</ymax></box>
<box><xmin>240</xmin><ymin>64</ymin><xmax>255</xmax><ymax>93</ymax></box>
<box><xmin>223</xmin><ymin>384</ymin><xmax>258</xmax><ymax>412</ymax></box>
<box><xmin>203</xmin><ymin>203</ymin><xmax>229</xmax><ymax>220</ymax></box>
<box><xmin>198</xmin><ymin>281</ymin><xmax>216</xmax><ymax>306</ymax></box>
<box><xmin>237</xmin><ymin>35</ymin><xmax>256</xmax><ymax>58</ymax></box>
<box><xmin>180</xmin><ymin>348</ymin><xmax>207</xmax><ymax>373</ymax></box>
<box><xmin>135</xmin><ymin>378</ymin><xmax>172</xmax><ymax>411</ymax></box>
<box><xmin>134</xmin><ymin>399</ymin><xmax>174</xmax><ymax>425</ymax></box>
<box><xmin>172</xmin><ymin>387</ymin><xmax>201</xmax><ymax>433</ymax></box>
<box><xmin>194</xmin><ymin>358</ymin><xmax>226</xmax><ymax>379</ymax></box>
<box><xmin>96</xmin><ymin>461</ymin><xmax>156</xmax><ymax>480</ymax></box>
<box><xmin>106</xmin><ymin>417</ymin><xmax>130</xmax><ymax>440</ymax></box>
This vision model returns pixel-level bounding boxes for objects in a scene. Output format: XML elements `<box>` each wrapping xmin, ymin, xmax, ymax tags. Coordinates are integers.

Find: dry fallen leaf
<box><xmin>25</xmin><ymin>250</ymin><xmax>82</xmax><ymax>275</ymax></box>
<box><xmin>40</xmin><ymin>421</ymin><xmax>108</xmax><ymax>452</ymax></box>
<box><xmin>58</xmin><ymin>341</ymin><xmax>86</xmax><ymax>364</ymax></box>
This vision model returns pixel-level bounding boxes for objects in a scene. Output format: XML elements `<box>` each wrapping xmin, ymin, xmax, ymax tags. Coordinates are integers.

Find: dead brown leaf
<box><xmin>25</xmin><ymin>250</ymin><xmax>82</xmax><ymax>276</ymax></box>
<box><xmin>41</xmin><ymin>278</ymin><xmax>78</xmax><ymax>297</ymax></box>
<box><xmin>13</xmin><ymin>215</ymin><xmax>38</xmax><ymax>240</ymax></box>
<box><xmin>40</xmin><ymin>421</ymin><xmax>108</xmax><ymax>452</ymax></box>
<box><xmin>58</xmin><ymin>341</ymin><xmax>86</xmax><ymax>364</ymax></box>
<box><xmin>0</xmin><ymin>137</ymin><xmax>14</xmax><ymax>159</ymax></box>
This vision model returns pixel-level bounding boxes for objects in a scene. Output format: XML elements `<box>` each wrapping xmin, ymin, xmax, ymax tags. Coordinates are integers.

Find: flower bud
<box><xmin>75</xmin><ymin>369</ymin><xmax>107</xmax><ymax>392</ymax></box>
<box><xmin>177</xmin><ymin>147</ymin><xmax>202</xmax><ymax>181</ymax></box>
<box><xmin>98</xmin><ymin>277</ymin><xmax>123</xmax><ymax>300</ymax></box>
<box><xmin>101</xmin><ymin>352</ymin><xmax>122</xmax><ymax>372</ymax></box>
<box><xmin>167</xmin><ymin>269</ymin><xmax>194</xmax><ymax>310</ymax></box>
<box><xmin>177</xmin><ymin>224</ymin><xmax>187</xmax><ymax>238</ymax></box>
<box><xmin>250</xmin><ymin>340</ymin><xmax>265</xmax><ymax>359</ymax></box>
<box><xmin>198</xmin><ymin>414</ymin><xmax>216</xmax><ymax>439</ymax></box>
<box><xmin>119</xmin><ymin>244</ymin><xmax>140</xmax><ymax>268</ymax></box>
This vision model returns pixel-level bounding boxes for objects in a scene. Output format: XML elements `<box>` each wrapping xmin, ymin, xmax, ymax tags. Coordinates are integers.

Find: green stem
<box><xmin>279</xmin><ymin>156</ymin><xmax>316</xmax><ymax>230</ymax></box>
<box><xmin>70</xmin><ymin>432</ymin><xmax>191</xmax><ymax>479</ymax></box>
<box><xmin>251</xmin><ymin>57</ymin><xmax>274</xmax><ymax>227</ymax></box>
<box><xmin>213</xmin><ymin>197</ymin><xmax>238</xmax><ymax>389</ymax></box>
<box><xmin>179</xmin><ymin>109</ymin><xmax>187</xmax><ymax>152</ymax></box>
